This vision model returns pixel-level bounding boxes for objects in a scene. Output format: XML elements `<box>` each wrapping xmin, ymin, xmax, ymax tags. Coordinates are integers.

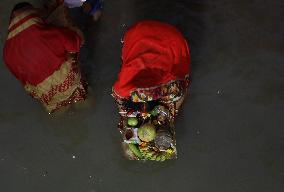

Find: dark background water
<box><xmin>0</xmin><ymin>0</ymin><xmax>283</xmax><ymax>191</ymax></box>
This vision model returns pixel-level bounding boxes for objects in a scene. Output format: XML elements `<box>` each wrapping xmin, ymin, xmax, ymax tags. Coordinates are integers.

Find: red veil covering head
<box><xmin>113</xmin><ymin>20</ymin><xmax>190</xmax><ymax>98</ymax></box>
<box><xmin>3</xmin><ymin>5</ymin><xmax>85</xmax><ymax>112</ymax></box>
<box><xmin>3</xmin><ymin>6</ymin><xmax>81</xmax><ymax>86</ymax></box>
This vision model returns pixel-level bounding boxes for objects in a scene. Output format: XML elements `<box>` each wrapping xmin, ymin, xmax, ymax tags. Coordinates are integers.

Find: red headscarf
<box><xmin>113</xmin><ymin>20</ymin><xmax>190</xmax><ymax>98</ymax></box>
<box><xmin>3</xmin><ymin>6</ymin><xmax>81</xmax><ymax>86</ymax></box>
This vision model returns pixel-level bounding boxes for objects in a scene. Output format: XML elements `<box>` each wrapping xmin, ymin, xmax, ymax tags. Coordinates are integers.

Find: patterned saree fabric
<box><xmin>3</xmin><ymin>7</ymin><xmax>86</xmax><ymax>112</ymax></box>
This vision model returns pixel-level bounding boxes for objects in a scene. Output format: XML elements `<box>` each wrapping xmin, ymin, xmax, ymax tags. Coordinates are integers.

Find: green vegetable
<box><xmin>150</xmin><ymin>154</ymin><xmax>158</xmax><ymax>161</ymax></box>
<box><xmin>156</xmin><ymin>156</ymin><xmax>161</xmax><ymax>161</ymax></box>
<box><xmin>150</xmin><ymin>107</ymin><xmax>159</xmax><ymax>116</ymax></box>
<box><xmin>146</xmin><ymin>151</ymin><xmax>155</xmax><ymax>158</ymax></box>
<box><xmin>128</xmin><ymin>144</ymin><xmax>142</xmax><ymax>159</ymax></box>
<box><xmin>127</xmin><ymin>117</ymin><xmax>138</xmax><ymax>127</ymax></box>
<box><xmin>160</xmin><ymin>155</ymin><xmax>166</xmax><ymax>162</ymax></box>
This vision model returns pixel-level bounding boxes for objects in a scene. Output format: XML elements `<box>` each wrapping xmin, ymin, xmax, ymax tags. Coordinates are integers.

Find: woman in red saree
<box><xmin>112</xmin><ymin>20</ymin><xmax>190</xmax><ymax>161</ymax></box>
<box><xmin>3</xmin><ymin>2</ymin><xmax>87</xmax><ymax>113</ymax></box>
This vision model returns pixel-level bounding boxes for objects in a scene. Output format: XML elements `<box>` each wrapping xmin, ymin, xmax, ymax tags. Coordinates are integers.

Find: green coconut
<box><xmin>127</xmin><ymin>117</ymin><xmax>138</xmax><ymax>127</ymax></box>
<box><xmin>138</xmin><ymin>123</ymin><xmax>156</xmax><ymax>142</ymax></box>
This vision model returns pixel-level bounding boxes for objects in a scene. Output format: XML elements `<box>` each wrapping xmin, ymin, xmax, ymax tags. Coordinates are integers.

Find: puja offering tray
<box><xmin>118</xmin><ymin>104</ymin><xmax>178</xmax><ymax>161</ymax></box>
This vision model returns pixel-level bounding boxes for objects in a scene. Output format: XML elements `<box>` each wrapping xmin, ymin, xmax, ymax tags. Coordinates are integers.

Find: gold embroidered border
<box><xmin>24</xmin><ymin>60</ymin><xmax>83</xmax><ymax>112</ymax></box>
<box><xmin>43</xmin><ymin>82</ymin><xmax>84</xmax><ymax>112</ymax></box>
<box><xmin>44</xmin><ymin>71</ymin><xmax>82</xmax><ymax>109</ymax></box>
<box><xmin>112</xmin><ymin>74</ymin><xmax>190</xmax><ymax>99</ymax></box>
<box><xmin>25</xmin><ymin>60</ymin><xmax>73</xmax><ymax>95</ymax></box>
<box><xmin>8</xmin><ymin>18</ymin><xmax>42</xmax><ymax>40</ymax></box>
<box><xmin>9</xmin><ymin>9</ymin><xmax>37</xmax><ymax>29</ymax></box>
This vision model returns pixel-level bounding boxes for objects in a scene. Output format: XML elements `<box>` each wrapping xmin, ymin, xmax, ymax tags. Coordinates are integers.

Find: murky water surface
<box><xmin>0</xmin><ymin>0</ymin><xmax>283</xmax><ymax>191</ymax></box>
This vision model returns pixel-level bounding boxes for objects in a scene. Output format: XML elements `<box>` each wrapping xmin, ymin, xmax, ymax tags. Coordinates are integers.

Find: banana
<box><xmin>150</xmin><ymin>154</ymin><xmax>158</xmax><ymax>161</ymax></box>
<box><xmin>160</xmin><ymin>155</ymin><xmax>166</xmax><ymax>162</ymax></box>
<box><xmin>156</xmin><ymin>156</ymin><xmax>161</xmax><ymax>161</ymax></box>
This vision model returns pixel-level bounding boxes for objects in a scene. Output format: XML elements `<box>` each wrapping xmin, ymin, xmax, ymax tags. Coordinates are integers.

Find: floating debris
<box><xmin>42</xmin><ymin>171</ymin><xmax>48</xmax><ymax>177</ymax></box>
<box><xmin>72</xmin><ymin>155</ymin><xmax>76</xmax><ymax>159</ymax></box>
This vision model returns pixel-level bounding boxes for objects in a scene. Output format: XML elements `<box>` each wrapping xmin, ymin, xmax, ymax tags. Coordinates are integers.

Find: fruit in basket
<box><xmin>138</xmin><ymin>123</ymin><xmax>156</xmax><ymax>142</ymax></box>
<box><xmin>154</xmin><ymin>130</ymin><xmax>173</xmax><ymax>150</ymax></box>
<box><xmin>128</xmin><ymin>144</ymin><xmax>142</xmax><ymax>159</ymax></box>
<box><xmin>127</xmin><ymin>117</ymin><xmax>138</xmax><ymax>127</ymax></box>
<box><xmin>150</xmin><ymin>107</ymin><xmax>159</xmax><ymax>116</ymax></box>
<box><xmin>139</xmin><ymin>146</ymin><xmax>170</xmax><ymax>161</ymax></box>
<box><xmin>152</xmin><ymin>105</ymin><xmax>169</xmax><ymax>116</ymax></box>
<box><xmin>157</xmin><ymin>114</ymin><xmax>167</xmax><ymax>122</ymax></box>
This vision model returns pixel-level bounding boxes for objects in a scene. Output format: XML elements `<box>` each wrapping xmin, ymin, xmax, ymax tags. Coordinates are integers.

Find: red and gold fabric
<box><xmin>3</xmin><ymin>6</ymin><xmax>86</xmax><ymax>113</ymax></box>
<box><xmin>113</xmin><ymin>20</ymin><xmax>191</xmax><ymax>101</ymax></box>
<box><xmin>112</xmin><ymin>21</ymin><xmax>190</xmax><ymax>161</ymax></box>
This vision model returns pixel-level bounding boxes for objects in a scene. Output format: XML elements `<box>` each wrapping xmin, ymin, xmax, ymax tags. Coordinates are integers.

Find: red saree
<box><xmin>3</xmin><ymin>7</ymin><xmax>86</xmax><ymax>112</ymax></box>
<box><xmin>113</xmin><ymin>20</ymin><xmax>190</xmax><ymax>99</ymax></box>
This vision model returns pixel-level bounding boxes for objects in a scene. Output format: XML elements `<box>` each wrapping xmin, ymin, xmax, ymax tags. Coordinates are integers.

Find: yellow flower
<box><xmin>166</xmin><ymin>148</ymin><xmax>174</xmax><ymax>155</ymax></box>
<box><xmin>132</xmin><ymin>94</ymin><xmax>140</xmax><ymax>102</ymax></box>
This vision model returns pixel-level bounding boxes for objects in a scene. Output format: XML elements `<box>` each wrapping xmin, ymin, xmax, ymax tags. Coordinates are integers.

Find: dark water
<box><xmin>0</xmin><ymin>0</ymin><xmax>283</xmax><ymax>192</ymax></box>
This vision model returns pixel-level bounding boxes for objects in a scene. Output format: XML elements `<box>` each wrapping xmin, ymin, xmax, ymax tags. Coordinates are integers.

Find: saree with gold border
<box><xmin>3</xmin><ymin>6</ymin><xmax>86</xmax><ymax>113</ymax></box>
